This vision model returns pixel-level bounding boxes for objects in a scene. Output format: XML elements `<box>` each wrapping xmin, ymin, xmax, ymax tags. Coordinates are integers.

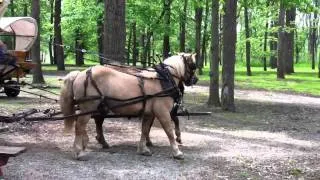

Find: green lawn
<box><xmin>199</xmin><ymin>65</ymin><xmax>320</xmax><ymax>96</ymax></box>
<box><xmin>39</xmin><ymin>63</ymin><xmax>320</xmax><ymax>97</ymax></box>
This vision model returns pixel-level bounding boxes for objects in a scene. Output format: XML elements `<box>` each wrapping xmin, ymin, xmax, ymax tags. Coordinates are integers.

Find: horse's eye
<box><xmin>190</xmin><ymin>63</ymin><xmax>197</xmax><ymax>70</ymax></box>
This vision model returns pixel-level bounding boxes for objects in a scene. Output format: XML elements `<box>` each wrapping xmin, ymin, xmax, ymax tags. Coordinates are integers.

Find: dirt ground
<box><xmin>0</xmin><ymin>84</ymin><xmax>320</xmax><ymax>180</ymax></box>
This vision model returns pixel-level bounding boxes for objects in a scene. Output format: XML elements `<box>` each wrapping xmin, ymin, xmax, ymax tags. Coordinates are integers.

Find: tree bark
<box><xmin>163</xmin><ymin>0</ymin><xmax>171</xmax><ymax>59</ymax></box>
<box><xmin>75</xmin><ymin>29</ymin><xmax>84</xmax><ymax>66</ymax></box>
<box><xmin>54</xmin><ymin>0</ymin><xmax>65</xmax><ymax>70</ymax></box>
<box><xmin>221</xmin><ymin>0</ymin><xmax>237</xmax><ymax>112</ymax></box>
<box><xmin>97</xmin><ymin>0</ymin><xmax>104</xmax><ymax>65</ymax></box>
<box><xmin>208</xmin><ymin>0</ymin><xmax>220</xmax><ymax>107</ymax></box>
<box><xmin>270</xmin><ymin>20</ymin><xmax>278</xmax><ymax>69</ymax></box>
<box><xmin>277</xmin><ymin>0</ymin><xmax>285</xmax><ymax>79</ymax></box>
<box><xmin>201</xmin><ymin>0</ymin><xmax>209</xmax><ymax>68</ymax></box>
<box><xmin>49</xmin><ymin>0</ymin><xmax>54</xmax><ymax>65</ymax></box>
<box><xmin>285</xmin><ymin>7</ymin><xmax>296</xmax><ymax>74</ymax></box>
<box><xmin>127</xmin><ymin>23</ymin><xmax>132</xmax><ymax>65</ymax></box>
<box><xmin>31</xmin><ymin>0</ymin><xmax>45</xmax><ymax>84</ymax></box>
<box><xmin>103</xmin><ymin>0</ymin><xmax>126</xmax><ymax>64</ymax></box>
<box><xmin>10</xmin><ymin>0</ymin><xmax>14</xmax><ymax>16</ymax></box>
<box><xmin>244</xmin><ymin>0</ymin><xmax>252</xmax><ymax>76</ymax></box>
<box><xmin>179</xmin><ymin>0</ymin><xmax>188</xmax><ymax>52</ymax></box>
<box><xmin>132</xmin><ymin>22</ymin><xmax>138</xmax><ymax>66</ymax></box>
<box><xmin>195</xmin><ymin>1</ymin><xmax>203</xmax><ymax>74</ymax></box>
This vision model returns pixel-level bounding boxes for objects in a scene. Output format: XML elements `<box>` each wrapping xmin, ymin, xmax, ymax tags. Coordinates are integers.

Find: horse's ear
<box><xmin>191</xmin><ymin>53</ymin><xmax>197</xmax><ymax>62</ymax></box>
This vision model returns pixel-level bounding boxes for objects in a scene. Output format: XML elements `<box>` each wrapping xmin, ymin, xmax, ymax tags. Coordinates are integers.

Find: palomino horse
<box><xmin>60</xmin><ymin>53</ymin><xmax>197</xmax><ymax>160</ymax></box>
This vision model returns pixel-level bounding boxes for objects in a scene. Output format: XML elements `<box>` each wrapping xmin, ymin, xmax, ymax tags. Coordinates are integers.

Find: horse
<box><xmin>59</xmin><ymin>53</ymin><xmax>197</xmax><ymax>160</ymax></box>
<box><xmin>93</xmin><ymin>65</ymin><xmax>189</xmax><ymax>148</ymax></box>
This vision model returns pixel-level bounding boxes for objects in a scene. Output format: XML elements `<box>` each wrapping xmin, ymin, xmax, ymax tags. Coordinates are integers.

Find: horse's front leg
<box><xmin>172</xmin><ymin>116</ymin><xmax>182</xmax><ymax>144</ymax></box>
<box><xmin>94</xmin><ymin>116</ymin><xmax>109</xmax><ymax>149</ymax></box>
<box><xmin>146</xmin><ymin>116</ymin><xmax>155</xmax><ymax>147</ymax></box>
<box><xmin>73</xmin><ymin>114</ymin><xmax>90</xmax><ymax>160</ymax></box>
<box><xmin>156</xmin><ymin>112</ymin><xmax>184</xmax><ymax>159</ymax></box>
<box><xmin>137</xmin><ymin>115</ymin><xmax>154</xmax><ymax>156</ymax></box>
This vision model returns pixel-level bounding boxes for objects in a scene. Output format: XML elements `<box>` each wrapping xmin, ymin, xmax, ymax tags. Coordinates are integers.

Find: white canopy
<box><xmin>0</xmin><ymin>1</ymin><xmax>38</xmax><ymax>51</ymax></box>
<box><xmin>0</xmin><ymin>17</ymin><xmax>38</xmax><ymax>51</ymax></box>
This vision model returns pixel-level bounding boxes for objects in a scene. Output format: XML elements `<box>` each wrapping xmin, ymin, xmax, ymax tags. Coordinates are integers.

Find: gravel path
<box><xmin>0</xmin><ymin>86</ymin><xmax>319</xmax><ymax>179</ymax></box>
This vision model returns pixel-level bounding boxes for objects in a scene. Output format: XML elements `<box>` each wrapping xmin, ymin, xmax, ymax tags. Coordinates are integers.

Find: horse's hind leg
<box><xmin>137</xmin><ymin>115</ymin><xmax>154</xmax><ymax>156</ymax></box>
<box><xmin>146</xmin><ymin>116</ymin><xmax>155</xmax><ymax>147</ymax></box>
<box><xmin>94</xmin><ymin>116</ymin><xmax>109</xmax><ymax>148</ymax></box>
<box><xmin>73</xmin><ymin>114</ymin><xmax>90</xmax><ymax>160</ymax></box>
<box><xmin>172</xmin><ymin>116</ymin><xmax>182</xmax><ymax>144</ymax></box>
<box><xmin>156</xmin><ymin>112</ymin><xmax>184</xmax><ymax>159</ymax></box>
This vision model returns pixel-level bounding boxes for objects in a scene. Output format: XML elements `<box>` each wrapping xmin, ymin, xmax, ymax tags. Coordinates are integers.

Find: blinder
<box><xmin>182</xmin><ymin>54</ymin><xmax>198</xmax><ymax>86</ymax></box>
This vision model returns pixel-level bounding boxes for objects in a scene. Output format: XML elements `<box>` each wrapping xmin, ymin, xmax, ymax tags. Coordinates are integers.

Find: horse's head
<box><xmin>179</xmin><ymin>53</ymin><xmax>198</xmax><ymax>86</ymax></box>
<box><xmin>163</xmin><ymin>53</ymin><xmax>198</xmax><ymax>86</ymax></box>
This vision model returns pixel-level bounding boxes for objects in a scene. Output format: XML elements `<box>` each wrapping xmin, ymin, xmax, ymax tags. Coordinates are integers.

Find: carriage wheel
<box><xmin>4</xmin><ymin>80</ymin><xmax>20</xmax><ymax>97</ymax></box>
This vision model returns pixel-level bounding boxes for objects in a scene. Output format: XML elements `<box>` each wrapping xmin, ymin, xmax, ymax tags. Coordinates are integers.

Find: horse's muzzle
<box><xmin>185</xmin><ymin>76</ymin><xmax>198</xmax><ymax>86</ymax></box>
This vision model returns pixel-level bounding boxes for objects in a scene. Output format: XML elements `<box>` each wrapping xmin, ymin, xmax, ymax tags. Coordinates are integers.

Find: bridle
<box><xmin>181</xmin><ymin>55</ymin><xmax>197</xmax><ymax>86</ymax></box>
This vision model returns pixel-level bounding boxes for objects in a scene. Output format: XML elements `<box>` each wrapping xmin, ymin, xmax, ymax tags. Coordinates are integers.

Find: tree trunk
<box><xmin>221</xmin><ymin>0</ymin><xmax>237</xmax><ymax>112</ymax></box>
<box><xmin>103</xmin><ymin>0</ymin><xmax>126</xmax><ymax>64</ymax></box>
<box><xmin>140</xmin><ymin>32</ymin><xmax>146</xmax><ymax>68</ymax></box>
<box><xmin>10</xmin><ymin>0</ymin><xmax>14</xmax><ymax>16</ymax></box>
<box><xmin>201</xmin><ymin>0</ymin><xmax>209</xmax><ymax>68</ymax></box>
<box><xmin>208</xmin><ymin>0</ymin><xmax>220</xmax><ymax>107</ymax></box>
<box><xmin>146</xmin><ymin>31</ymin><xmax>152</xmax><ymax>66</ymax></box>
<box><xmin>127</xmin><ymin>23</ymin><xmax>133</xmax><ymax>65</ymax></box>
<box><xmin>244</xmin><ymin>0</ymin><xmax>252</xmax><ymax>76</ymax></box>
<box><xmin>310</xmin><ymin>10</ymin><xmax>317</xmax><ymax>70</ymax></box>
<box><xmin>179</xmin><ymin>0</ymin><xmax>188</xmax><ymax>52</ymax></box>
<box><xmin>195</xmin><ymin>2</ymin><xmax>203</xmax><ymax>74</ymax></box>
<box><xmin>49</xmin><ymin>0</ymin><xmax>54</xmax><ymax>65</ymax></box>
<box><xmin>277</xmin><ymin>1</ymin><xmax>285</xmax><ymax>79</ymax></box>
<box><xmin>163</xmin><ymin>0</ymin><xmax>171</xmax><ymax>59</ymax></box>
<box><xmin>31</xmin><ymin>0</ymin><xmax>45</xmax><ymax>84</ymax></box>
<box><xmin>285</xmin><ymin>7</ymin><xmax>296</xmax><ymax>74</ymax></box>
<box><xmin>75</xmin><ymin>29</ymin><xmax>84</xmax><ymax>66</ymax></box>
<box><xmin>97</xmin><ymin>0</ymin><xmax>104</xmax><ymax>65</ymax></box>
<box><xmin>270</xmin><ymin>20</ymin><xmax>278</xmax><ymax>69</ymax></box>
<box><xmin>263</xmin><ymin>20</ymin><xmax>268</xmax><ymax>71</ymax></box>
<box><xmin>132</xmin><ymin>22</ymin><xmax>138</xmax><ymax>66</ymax></box>
<box><xmin>295</xmin><ymin>30</ymin><xmax>299</xmax><ymax>64</ymax></box>
<box><xmin>54</xmin><ymin>0</ymin><xmax>65</xmax><ymax>70</ymax></box>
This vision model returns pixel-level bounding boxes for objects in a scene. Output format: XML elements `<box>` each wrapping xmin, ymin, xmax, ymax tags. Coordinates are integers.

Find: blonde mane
<box><xmin>163</xmin><ymin>55</ymin><xmax>185</xmax><ymax>78</ymax></box>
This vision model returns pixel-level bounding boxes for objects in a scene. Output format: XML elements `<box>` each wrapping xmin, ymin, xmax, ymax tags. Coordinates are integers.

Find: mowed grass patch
<box><xmin>198</xmin><ymin>65</ymin><xmax>320</xmax><ymax>96</ymax></box>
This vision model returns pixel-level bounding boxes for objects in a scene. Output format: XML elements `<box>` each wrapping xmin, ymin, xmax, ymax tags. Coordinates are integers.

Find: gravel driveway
<box><xmin>0</xmin><ymin>85</ymin><xmax>319</xmax><ymax>179</ymax></box>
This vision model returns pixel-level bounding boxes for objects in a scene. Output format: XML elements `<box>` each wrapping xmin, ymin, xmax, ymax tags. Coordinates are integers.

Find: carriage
<box><xmin>0</xmin><ymin>0</ymin><xmax>38</xmax><ymax>97</ymax></box>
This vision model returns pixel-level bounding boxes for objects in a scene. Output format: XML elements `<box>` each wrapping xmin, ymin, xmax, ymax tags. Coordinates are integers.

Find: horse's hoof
<box><xmin>139</xmin><ymin>151</ymin><xmax>152</xmax><ymax>156</ymax></box>
<box><xmin>73</xmin><ymin>151</ymin><xmax>89</xmax><ymax>161</ymax></box>
<box><xmin>173</xmin><ymin>152</ymin><xmax>184</xmax><ymax>160</ymax></box>
<box><xmin>102</xmin><ymin>143</ymin><xmax>110</xmax><ymax>149</ymax></box>
<box><xmin>146</xmin><ymin>141</ymin><xmax>153</xmax><ymax>147</ymax></box>
<box><xmin>137</xmin><ymin>147</ymin><xmax>152</xmax><ymax>156</ymax></box>
<box><xmin>176</xmin><ymin>137</ymin><xmax>182</xmax><ymax>144</ymax></box>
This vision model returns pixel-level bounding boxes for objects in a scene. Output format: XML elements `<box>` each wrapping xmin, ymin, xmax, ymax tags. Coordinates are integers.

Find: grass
<box><xmin>198</xmin><ymin>64</ymin><xmax>320</xmax><ymax>96</ymax></box>
<box><xmin>38</xmin><ymin>63</ymin><xmax>320</xmax><ymax>97</ymax></box>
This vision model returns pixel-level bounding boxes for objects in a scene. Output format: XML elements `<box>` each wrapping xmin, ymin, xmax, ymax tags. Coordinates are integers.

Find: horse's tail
<box><xmin>59</xmin><ymin>71</ymin><xmax>80</xmax><ymax>133</ymax></box>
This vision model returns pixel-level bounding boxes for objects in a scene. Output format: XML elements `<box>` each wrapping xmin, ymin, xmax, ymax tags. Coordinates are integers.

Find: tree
<box><xmin>179</xmin><ymin>0</ymin><xmax>188</xmax><ymax>52</ymax></box>
<box><xmin>201</xmin><ymin>0</ymin><xmax>210</xmax><ymax>67</ymax></box>
<box><xmin>103</xmin><ymin>0</ymin><xmax>126</xmax><ymax>64</ymax></box>
<box><xmin>208</xmin><ymin>0</ymin><xmax>220</xmax><ymax>107</ymax></box>
<box><xmin>97</xmin><ymin>0</ymin><xmax>104</xmax><ymax>65</ymax></box>
<box><xmin>194</xmin><ymin>1</ymin><xmax>203</xmax><ymax>74</ymax></box>
<box><xmin>75</xmin><ymin>28</ymin><xmax>84</xmax><ymax>66</ymax></box>
<box><xmin>31</xmin><ymin>0</ymin><xmax>45</xmax><ymax>84</ymax></box>
<box><xmin>221</xmin><ymin>0</ymin><xmax>237</xmax><ymax>112</ymax></box>
<box><xmin>163</xmin><ymin>0</ymin><xmax>171</xmax><ymax>59</ymax></box>
<box><xmin>277</xmin><ymin>0</ymin><xmax>286</xmax><ymax>79</ymax></box>
<box><xmin>244</xmin><ymin>0</ymin><xmax>252</xmax><ymax>76</ymax></box>
<box><xmin>54</xmin><ymin>0</ymin><xmax>65</xmax><ymax>70</ymax></box>
<box><xmin>285</xmin><ymin>7</ymin><xmax>296</xmax><ymax>74</ymax></box>
<box><xmin>262</xmin><ymin>0</ymin><xmax>269</xmax><ymax>71</ymax></box>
